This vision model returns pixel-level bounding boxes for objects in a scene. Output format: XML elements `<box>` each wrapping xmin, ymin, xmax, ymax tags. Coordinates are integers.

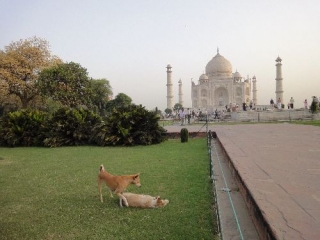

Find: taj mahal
<box><xmin>166</xmin><ymin>49</ymin><xmax>284</xmax><ymax>112</ymax></box>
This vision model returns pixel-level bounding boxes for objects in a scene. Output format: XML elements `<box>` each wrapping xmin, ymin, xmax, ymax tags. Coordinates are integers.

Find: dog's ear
<box><xmin>133</xmin><ymin>174</ymin><xmax>140</xmax><ymax>179</ymax></box>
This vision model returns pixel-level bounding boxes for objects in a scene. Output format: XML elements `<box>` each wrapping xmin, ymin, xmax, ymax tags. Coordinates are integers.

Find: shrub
<box><xmin>0</xmin><ymin>109</ymin><xmax>48</xmax><ymax>147</ymax></box>
<box><xmin>310</xmin><ymin>101</ymin><xmax>319</xmax><ymax>113</ymax></box>
<box><xmin>91</xmin><ymin>104</ymin><xmax>167</xmax><ymax>146</ymax></box>
<box><xmin>43</xmin><ymin>107</ymin><xmax>101</xmax><ymax>147</ymax></box>
<box><xmin>180</xmin><ymin>128</ymin><xmax>189</xmax><ymax>143</ymax></box>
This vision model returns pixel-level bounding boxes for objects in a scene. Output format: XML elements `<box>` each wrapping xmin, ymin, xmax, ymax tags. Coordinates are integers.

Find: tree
<box><xmin>173</xmin><ymin>103</ymin><xmax>183</xmax><ymax>112</ymax></box>
<box><xmin>164</xmin><ymin>108</ymin><xmax>172</xmax><ymax>115</ymax></box>
<box><xmin>105</xmin><ymin>93</ymin><xmax>132</xmax><ymax>113</ymax></box>
<box><xmin>90</xmin><ymin>78</ymin><xmax>112</xmax><ymax>116</ymax></box>
<box><xmin>0</xmin><ymin>37</ymin><xmax>61</xmax><ymax>109</ymax></box>
<box><xmin>37</xmin><ymin>62</ymin><xmax>92</xmax><ymax>108</ymax></box>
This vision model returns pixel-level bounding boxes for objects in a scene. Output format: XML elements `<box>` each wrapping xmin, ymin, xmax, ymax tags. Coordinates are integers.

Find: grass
<box><xmin>0</xmin><ymin>138</ymin><xmax>217</xmax><ymax>240</ymax></box>
<box><xmin>291</xmin><ymin>119</ymin><xmax>320</xmax><ymax>126</ymax></box>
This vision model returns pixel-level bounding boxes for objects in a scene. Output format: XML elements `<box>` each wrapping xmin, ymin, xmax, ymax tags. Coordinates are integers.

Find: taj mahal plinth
<box><xmin>191</xmin><ymin>49</ymin><xmax>255</xmax><ymax>111</ymax></box>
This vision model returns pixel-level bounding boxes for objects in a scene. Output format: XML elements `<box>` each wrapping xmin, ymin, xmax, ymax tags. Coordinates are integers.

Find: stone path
<box><xmin>164</xmin><ymin>123</ymin><xmax>320</xmax><ymax>240</ymax></box>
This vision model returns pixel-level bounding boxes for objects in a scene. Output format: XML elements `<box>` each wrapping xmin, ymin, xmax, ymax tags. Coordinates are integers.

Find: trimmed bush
<box><xmin>91</xmin><ymin>104</ymin><xmax>167</xmax><ymax>146</ymax></box>
<box><xmin>0</xmin><ymin>109</ymin><xmax>47</xmax><ymax>147</ymax></box>
<box><xmin>310</xmin><ymin>101</ymin><xmax>319</xmax><ymax>113</ymax></box>
<box><xmin>43</xmin><ymin>107</ymin><xmax>101</xmax><ymax>147</ymax></box>
<box><xmin>180</xmin><ymin>128</ymin><xmax>189</xmax><ymax>143</ymax></box>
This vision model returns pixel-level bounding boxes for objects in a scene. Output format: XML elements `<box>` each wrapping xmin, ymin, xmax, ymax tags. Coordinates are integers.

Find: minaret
<box><xmin>178</xmin><ymin>79</ymin><xmax>183</xmax><ymax>106</ymax></box>
<box><xmin>252</xmin><ymin>75</ymin><xmax>257</xmax><ymax>105</ymax></box>
<box><xmin>275</xmin><ymin>56</ymin><xmax>283</xmax><ymax>103</ymax></box>
<box><xmin>166</xmin><ymin>64</ymin><xmax>174</xmax><ymax>109</ymax></box>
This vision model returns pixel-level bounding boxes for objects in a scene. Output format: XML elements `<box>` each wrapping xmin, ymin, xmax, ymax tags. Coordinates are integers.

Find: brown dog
<box><xmin>122</xmin><ymin>192</ymin><xmax>169</xmax><ymax>208</ymax></box>
<box><xmin>97</xmin><ymin>164</ymin><xmax>141</xmax><ymax>207</ymax></box>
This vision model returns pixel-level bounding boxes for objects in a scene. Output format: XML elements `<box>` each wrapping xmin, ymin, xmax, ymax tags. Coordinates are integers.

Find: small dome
<box><xmin>233</xmin><ymin>71</ymin><xmax>242</xmax><ymax>78</ymax></box>
<box><xmin>275</xmin><ymin>56</ymin><xmax>282</xmax><ymax>62</ymax></box>
<box><xmin>199</xmin><ymin>73</ymin><xmax>208</xmax><ymax>80</ymax></box>
<box><xmin>205</xmin><ymin>52</ymin><xmax>232</xmax><ymax>76</ymax></box>
<box><xmin>166</xmin><ymin>64</ymin><xmax>172</xmax><ymax>68</ymax></box>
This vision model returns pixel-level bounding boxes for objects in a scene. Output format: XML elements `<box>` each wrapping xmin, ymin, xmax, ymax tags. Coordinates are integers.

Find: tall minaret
<box><xmin>252</xmin><ymin>75</ymin><xmax>257</xmax><ymax>105</ymax></box>
<box><xmin>275</xmin><ymin>56</ymin><xmax>284</xmax><ymax>103</ymax></box>
<box><xmin>166</xmin><ymin>64</ymin><xmax>174</xmax><ymax>109</ymax></box>
<box><xmin>178</xmin><ymin>79</ymin><xmax>183</xmax><ymax>106</ymax></box>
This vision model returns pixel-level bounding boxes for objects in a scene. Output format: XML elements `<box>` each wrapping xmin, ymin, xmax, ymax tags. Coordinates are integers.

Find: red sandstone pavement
<box><xmin>165</xmin><ymin>123</ymin><xmax>320</xmax><ymax>240</ymax></box>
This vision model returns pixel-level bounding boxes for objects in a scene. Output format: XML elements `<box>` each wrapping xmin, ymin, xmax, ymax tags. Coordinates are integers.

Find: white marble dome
<box><xmin>205</xmin><ymin>53</ymin><xmax>232</xmax><ymax>75</ymax></box>
<box><xmin>199</xmin><ymin>73</ymin><xmax>209</xmax><ymax>80</ymax></box>
<box><xmin>233</xmin><ymin>71</ymin><xmax>242</xmax><ymax>78</ymax></box>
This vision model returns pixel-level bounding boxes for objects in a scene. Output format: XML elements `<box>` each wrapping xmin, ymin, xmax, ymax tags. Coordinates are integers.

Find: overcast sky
<box><xmin>1</xmin><ymin>0</ymin><xmax>320</xmax><ymax>110</ymax></box>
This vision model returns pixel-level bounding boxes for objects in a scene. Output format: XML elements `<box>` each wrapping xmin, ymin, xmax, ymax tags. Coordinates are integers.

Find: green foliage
<box><xmin>0</xmin><ymin>109</ymin><xmax>47</xmax><ymax>147</ymax></box>
<box><xmin>173</xmin><ymin>103</ymin><xmax>183</xmax><ymax>112</ymax></box>
<box><xmin>0</xmin><ymin>104</ymin><xmax>167</xmax><ymax>147</ymax></box>
<box><xmin>37</xmin><ymin>62</ymin><xmax>92</xmax><ymax>108</ymax></box>
<box><xmin>105</xmin><ymin>93</ymin><xmax>132</xmax><ymax>113</ymax></box>
<box><xmin>165</xmin><ymin>108</ymin><xmax>172</xmax><ymax>114</ymax></box>
<box><xmin>44</xmin><ymin>107</ymin><xmax>101</xmax><ymax>147</ymax></box>
<box><xmin>91</xmin><ymin>104</ymin><xmax>167</xmax><ymax>146</ymax></box>
<box><xmin>180</xmin><ymin>128</ymin><xmax>189</xmax><ymax>143</ymax></box>
<box><xmin>89</xmin><ymin>78</ymin><xmax>112</xmax><ymax>116</ymax></box>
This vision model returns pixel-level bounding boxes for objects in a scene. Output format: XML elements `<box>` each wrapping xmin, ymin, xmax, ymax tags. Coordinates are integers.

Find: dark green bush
<box><xmin>0</xmin><ymin>109</ymin><xmax>48</xmax><ymax>147</ymax></box>
<box><xmin>43</xmin><ymin>107</ymin><xmax>101</xmax><ymax>147</ymax></box>
<box><xmin>180</xmin><ymin>128</ymin><xmax>189</xmax><ymax>143</ymax></box>
<box><xmin>310</xmin><ymin>101</ymin><xmax>319</xmax><ymax>113</ymax></box>
<box><xmin>0</xmin><ymin>105</ymin><xmax>166</xmax><ymax>147</ymax></box>
<box><xmin>91</xmin><ymin>104</ymin><xmax>167</xmax><ymax>146</ymax></box>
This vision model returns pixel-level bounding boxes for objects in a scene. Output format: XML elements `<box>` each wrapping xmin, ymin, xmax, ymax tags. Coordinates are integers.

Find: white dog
<box><xmin>122</xmin><ymin>192</ymin><xmax>169</xmax><ymax>208</ymax></box>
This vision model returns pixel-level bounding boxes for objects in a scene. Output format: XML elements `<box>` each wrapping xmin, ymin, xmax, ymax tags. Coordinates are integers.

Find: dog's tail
<box><xmin>99</xmin><ymin>164</ymin><xmax>105</xmax><ymax>172</ymax></box>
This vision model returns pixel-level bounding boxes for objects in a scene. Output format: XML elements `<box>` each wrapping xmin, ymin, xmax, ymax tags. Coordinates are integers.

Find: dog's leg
<box><xmin>117</xmin><ymin>193</ymin><xmax>128</xmax><ymax>207</ymax></box>
<box><xmin>108</xmin><ymin>188</ymin><xmax>114</xmax><ymax>198</ymax></box>
<box><xmin>98</xmin><ymin>177</ymin><xmax>103</xmax><ymax>202</ymax></box>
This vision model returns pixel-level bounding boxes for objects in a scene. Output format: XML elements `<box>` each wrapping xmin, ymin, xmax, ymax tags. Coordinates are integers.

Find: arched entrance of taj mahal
<box><xmin>214</xmin><ymin>87</ymin><xmax>229</xmax><ymax>107</ymax></box>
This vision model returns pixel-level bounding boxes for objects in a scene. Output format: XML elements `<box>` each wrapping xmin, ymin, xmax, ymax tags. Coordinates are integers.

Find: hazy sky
<box><xmin>1</xmin><ymin>0</ymin><xmax>320</xmax><ymax>110</ymax></box>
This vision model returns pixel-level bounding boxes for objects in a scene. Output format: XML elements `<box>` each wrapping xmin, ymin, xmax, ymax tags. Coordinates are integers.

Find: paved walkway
<box><xmin>164</xmin><ymin>123</ymin><xmax>320</xmax><ymax>240</ymax></box>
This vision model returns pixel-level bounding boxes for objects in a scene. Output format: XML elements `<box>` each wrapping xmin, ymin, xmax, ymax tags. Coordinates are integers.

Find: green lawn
<box><xmin>0</xmin><ymin>139</ymin><xmax>217</xmax><ymax>240</ymax></box>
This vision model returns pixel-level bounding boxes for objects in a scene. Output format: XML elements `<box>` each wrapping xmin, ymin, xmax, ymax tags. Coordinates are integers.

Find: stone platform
<box><xmin>164</xmin><ymin>123</ymin><xmax>320</xmax><ymax>240</ymax></box>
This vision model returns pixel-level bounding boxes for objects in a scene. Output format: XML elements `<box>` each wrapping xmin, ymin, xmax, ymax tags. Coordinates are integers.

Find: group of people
<box><xmin>177</xmin><ymin>108</ymin><xmax>200</xmax><ymax>125</ymax></box>
<box><xmin>270</xmin><ymin>97</ymin><xmax>296</xmax><ymax>109</ymax></box>
<box><xmin>176</xmin><ymin>108</ymin><xmax>226</xmax><ymax>125</ymax></box>
<box><xmin>270</xmin><ymin>97</ymin><xmax>319</xmax><ymax>110</ymax></box>
<box><xmin>167</xmin><ymin>96</ymin><xmax>320</xmax><ymax>125</ymax></box>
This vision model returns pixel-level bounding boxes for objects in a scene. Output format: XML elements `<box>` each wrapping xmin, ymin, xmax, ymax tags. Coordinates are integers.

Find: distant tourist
<box><xmin>214</xmin><ymin>109</ymin><xmax>219</xmax><ymax>119</ymax></box>
<box><xmin>304</xmin><ymin>99</ymin><xmax>308</xmax><ymax>109</ymax></box>
<box><xmin>277</xmin><ymin>98</ymin><xmax>282</xmax><ymax>109</ymax></box>
<box><xmin>270</xmin><ymin>98</ymin><xmax>274</xmax><ymax>108</ymax></box>
<box><xmin>290</xmin><ymin>97</ymin><xmax>294</xmax><ymax>109</ymax></box>
<box><xmin>187</xmin><ymin>109</ymin><xmax>191</xmax><ymax>124</ymax></box>
<box><xmin>179</xmin><ymin>108</ymin><xmax>185</xmax><ymax>125</ymax></box>
<box><xmin>242</xmin><ymin>102</ymin><xmax>247</xmax><ymax>111</ymax></box>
